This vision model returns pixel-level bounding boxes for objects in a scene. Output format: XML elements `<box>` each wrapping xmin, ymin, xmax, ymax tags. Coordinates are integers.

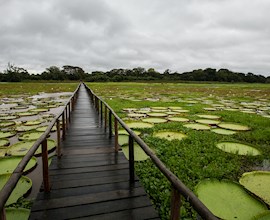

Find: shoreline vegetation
<box><xmin>0</xmin><ymin>63</ymin><xmax>269</xmax><ymax>83</ymax></box>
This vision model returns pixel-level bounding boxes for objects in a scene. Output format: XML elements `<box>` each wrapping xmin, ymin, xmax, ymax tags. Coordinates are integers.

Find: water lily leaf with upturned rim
<box><xmin>153</xmin><ymin>131</ymin><xmax>187</xmax><ymax>141</ymax></box>
<box><xmin>195</xmin><ymin>179</ymin><xmax>267</xmax><ymax>220</ymax></box>
<box><xmin>147</xmin><ymin>112</ymin><xmax>167</xmax><ymax>117</ymax></box>
<box><xmin>216</xmin><ymin>142</ymin><xmax>261</xmax><ymax>156</ymax></box>
<box><xmin>239</xmin><ymin>171</ymin><xmax>270</xmax><ymax>206</ymax></box>
<box><xmin>18</xmin><ymin>131</ymin><xmax>44</xmax><ymax>141</ymax></box>
<box><xmin>0</xmin><ymin>121</ymin><xmax>16</xmax><ymax>128</ymax></box>
<box><xmin>196</xmin><ymin>114</ymin><xmax>221</xmax><ymax>119</ymax></box>
<box><xmin>211</xmin><ymin>128</ymin><xmax>236</xmax><ymax>135</ymax></box>
<box><xmin>0</xmin><ymin>138</ymin><xmax>9</xmax><ymax>147</ymax></box>
<box><xmin>218</xmin><ymin>122</ymin><xmax>250</xmax><ymax>131</ymax></box>
<box><xmin>195</xmin><ymin>119</ymin><xmax>220</xmax><ymax>125</ymax></box>
<box><xmin>0</xmin><ymin>156</ymin><xmax>37</xmax><ymax>174</ymax></box>
<box><xmin>142</xmin><ymin>118</ymin><xmax>167</xmax><ymax>124</ymax></box>
<box><xmin>121</xmin><ymin>144</ymin><xmax>149</xmax><ymax>161</ymax></box>
<box><xmin>5</xmin><ymin>208</ymin><xmax>30</xmax><ymax>220</ymax></box>
<box><xmin>183</xmin><ymin>123</ymin><xmax>211</xmax><ymax>130</ymax></box>
<box><xmin>0</xmin><ymin>174</ymin><xmax>32</xmax><ymax>206</ymax></box>
<box><xmin>167</xmin><ymin>117</ymin><xmax>189</xmax><ymax>122</ymax></box>
<box><xmin>126</xmin><ymin>121</ymin><xmax>154</xmax><ymax>129</ymax></box>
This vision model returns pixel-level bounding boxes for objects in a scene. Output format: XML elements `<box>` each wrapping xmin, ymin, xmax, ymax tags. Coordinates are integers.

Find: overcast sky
<box><xmin>0</xmin><ymin>0</ymin><xmax>270</xmax><ymax>76</ymax></box>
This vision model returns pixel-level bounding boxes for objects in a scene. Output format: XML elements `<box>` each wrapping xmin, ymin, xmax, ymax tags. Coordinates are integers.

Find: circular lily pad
<box><xmin>151</xmin><ymin>107</ymin><xmax>167</xmax><ymax>110</ymax></box>
<box><xmin>15</xmin><ymin>125</ymin><xmax>41</xmax><ymax>132</ymax></box>
<box><xmin>0</xmin><ymin>131</ymin><xmax>16</xmax><ymax>139</ymax></box>
<box><xmin>183</xmin><ymin>123</ymin><xmax>211</xmax><ymax>130</ymax></box>
<box><xmin>18</xmin><ymin>131</ymin><xmax>44</xmax><ymax>141</ymax></box>
<box><xmin>197</xmin><ymin>114</ymin><xmax>221</xmax><ymax>119</ymax></box>
<box><xmin>30</xmin><ymin>108</ymin><xmax>49</xmax><ymax>112</ymax></box>
<box><xmin>0</xmin><ymin>115</ymin><xmax>18</xmax><ymax>120</ymax></box>
<box><xmin>239</xmin><ymin>171</ymin><xmax>270</xmax><ymax>206</ymax></box>
<box><xmin>17</xmin><ymin>111</ymin><xmax>38</xmax><ymax>117</ymax></box>
<box><xmin>23</xmin><ymin>120</ymin><xmax>43</xmax><ymax>126</ymax></box>
<box><xmin>203</xmin><ymin>107</ymin><xmax>216</xmax><ymax>111</ymax></box>
<box><xmin>0</xmin><ymin>174</ymin><xmax>32</xmax><ymax>206</ymax></box>
<box><xmin>195</xmin><ymin>119</ymin><xmax>220</xmax><ymax>125</ymax></box>
<box><xmin>122</xmin><ymin>108</ymin><xmax>137</xmax><ymax>112</ymax></box>
<box><xmin>0</xmin><ymin>156</ymin><xmax>37</xmax><ymax>174</ymax></box>
<box><xmin>0</xmin><ymin>121</ymin><xmax>16</xmax><ymax>128</ymax></box>
<box><xmin>0</xmin><ymin>148</ymin><xmax>6</xmax><ymax>157</ymax></box>
<box><xmin>173</xmin><ymin>109</ymin><xmax>189</xmax><ymax>113</ymax></box>
<box><xmin>0</xmin><ymin>139</ymin><xmax>9</xmax><ymax>147</ymax></box>
<box><xmin>118</xmin><ymin>129</ymin><xmax>141</xmax><ymax>136</ymax></box>
<box><xmin>126</xmin><ymin>122</ymin><xmax>154</xmax><ymax>129</ymax></box>
<box><xmin>218</xmin><ymin>123</ymin><xmax>250</xmax><ymax>131</ymax></box>
<box><xmin>122</xmin><ymin>144</ymin><xmax>149</xmax><ymax>161</ymax></box>
<box><xmin>118</xmin><ymin>135</ymin><xmax>129</xmax><ymax>146</ymax></box>
<box><xmin>6</xmin><ymin>208</ymin><xmax>30</xmax><ymax>220</ymax></box>
<box><xmin>195</xmin><ymin>179</ymin><xmax>267</xmax><ymax>220</ymax></box>
<box><xmin>216</xmin><ymin>142</ymin><xmax>261</xmax><ymax>156</ymax></box>
<box><xmin>7</xmin><ymin>139</ymin><xmax>56</xmax><ymax>156</ymax></box>
<box><xmin>167</xmin><ymin>117</ymin><xmax>189</xmax><ymax>122</ymax></box>
<box><xmin>36</xmin><ymin>125</ymin><xmax>57</xmax><ymax>132</ymax></box>
<box><xmin>127</xmin><ymin>113</ymin><xmax>146</xmax><ymax>118</ymax></box>
<box><xmin>142</xmin><ymin>118</ymin><xmax>167</xmax><ymax>124</ymax></box>
<box><xmin>169</xmin><ymin>107</ymin><xmax>183</xmax><ymax>110</ymax></box>
<box><xmin>153</xmin><ymin>131</ymin><xmax>187</xmax><ymax>141</ymax></box>
<box><xmin>147</xmin><ymin>112</ymin><xmax>167</xmax><ymax>117</ymax></box>
<box><xmin>211</xmin><ymin>128</ymin><xmax>236</xmax><ymax>135</ymax></box>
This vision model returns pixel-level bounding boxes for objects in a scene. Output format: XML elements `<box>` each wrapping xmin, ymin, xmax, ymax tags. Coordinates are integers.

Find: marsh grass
<box><xmin>89</xmin><ymin>82</ymin><xmax>270</xmax><ymax>219</ymax></box>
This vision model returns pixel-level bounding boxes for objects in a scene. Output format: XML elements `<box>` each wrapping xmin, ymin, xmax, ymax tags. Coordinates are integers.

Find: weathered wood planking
<box><xmin>30</xmin><ymin>86</ymin><xmax>159</xmax><ymax>220</ymax></box>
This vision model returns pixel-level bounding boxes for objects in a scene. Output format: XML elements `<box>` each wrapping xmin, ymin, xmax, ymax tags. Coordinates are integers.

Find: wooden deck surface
<box><xmin>29</xmin><ymin>86</ymin><xmax>159</xmax><ymax>220</ymax></box>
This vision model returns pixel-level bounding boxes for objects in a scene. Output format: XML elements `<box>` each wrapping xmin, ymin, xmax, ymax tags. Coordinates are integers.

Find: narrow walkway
<box><xmin>30</xmin><ymin>86</ymin><xmax>159</xmax><ymax>219</ymax></box>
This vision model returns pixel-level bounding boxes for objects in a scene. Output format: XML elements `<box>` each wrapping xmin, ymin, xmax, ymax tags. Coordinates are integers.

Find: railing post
<box><xmin>65</xmin><ymin>107</ymin><xmax>68</xmax><ymax>130</ymax></box>
<box><xmin>170</xmin><ymin>186</ymin><xmax>181</xmax><ymax>220</ymax></box>
<box><xmin>56</xmin><ymin>119</ymin><xmax>61</xmax><ymax>158</ymax></box>
<box><xmin>62</xmin><ymin>111</ymin><xmax>66</xmax><ymax>140</ymax></box>
<box><xmin>41</xmin><ymin>139</ymin><xmax>50</xmax><ymax>192</ymax></box>
<box><xmin>109</xmin><ymin>111</ymin><xmax>112</xmax><ymax>138</ymax></box>
<box><xmin>104</xmin><ymin>106</ymin><xmax>107</xmax><ymax>130</ymax></box>
<box><xmin>0</xmin><ymin>208</ymin><xmax>6</xmax><ymax>220</ymax></box>
<box><xmin>114</xmin><ymin>117</ymin><xmax>119</xmax><ymax>152</ymax></box>
<box><xmin>100</xmin><ymin>102</ymin><xmax>103</xmax><ymax>123</ymax></box>
<box><xmin>68</xmin><ymin>102</ymin><xmax>71</xmax><ymax>123</ymax></box>
<box><xmin>128</xmin><ymin>135</ymin><xmax>135</xmax><ymax>183</ymax></box>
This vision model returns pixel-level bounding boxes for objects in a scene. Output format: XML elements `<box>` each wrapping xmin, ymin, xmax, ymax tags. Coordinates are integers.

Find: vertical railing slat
<box><xmin>41</xmin><ymin>139</ymin><xmax>50</xmax><ymax>192</ymax></box>
<box><xmin>114</xmin><ymin>117</ymin><xmax>119</xmax><ymax>152</ymax></box>
<box><xmin>56</xmin><ymin>119</ymin><xmax>61</xmax><ymax>158</ymax></box>
<box><xmin>0</xmin><ymin>208</ymin><xmax>6</xmax><ymax>220</ymax></box>
<box><xmin>109</xmin><ymin>111</ymin><xmax>112</xmax><ymax>138</ymax></box>
<box><xmin>170</xmin><ymin>186</ymin><xmax>181</xmax><ymax>220</ymax></box>
<box><xmin>128</xmin><ymin>135</ymin><xmax>135</xmax><ymax>183</ymax></box>
<box><xmin>104</xmin><ymin>106</ymin><xmax>108</xmax><ymax>131</ymax></box>
<box><xmin>62</xmin><ymin>111</ymin><xmax>66</xmax><ymax>140</ymax></box>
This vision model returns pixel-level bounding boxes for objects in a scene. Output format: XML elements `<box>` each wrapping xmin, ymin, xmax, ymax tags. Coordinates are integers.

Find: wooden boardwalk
<box><xmin>30</xmin><ymin>86</ymin><xmax>159</xmax><ymax>220</ymax></box>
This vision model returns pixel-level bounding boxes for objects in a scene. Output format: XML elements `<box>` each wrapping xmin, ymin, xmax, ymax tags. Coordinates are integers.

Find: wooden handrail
<box><xmin>0</xmin><ymin>83</ymin><xmax>81</xmax><ymax>219</ymax></box>
<box><xmin>84</xmin><ymin>83</ymin><xmax>217</xmax><ymax>220</ymax></box>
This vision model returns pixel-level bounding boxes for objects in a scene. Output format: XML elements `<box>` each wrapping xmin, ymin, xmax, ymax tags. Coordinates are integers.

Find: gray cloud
<box><xmin>0</xmin><ymin>0</ymin><xmax>269</xmax><ymax>76</ymax></box>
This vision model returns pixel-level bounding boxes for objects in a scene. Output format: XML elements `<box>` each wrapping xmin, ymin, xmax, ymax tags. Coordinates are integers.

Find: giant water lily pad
<box><xmin>253</xmin><ymin>211</ymin><xmax>270</xmax><ymax>220</ymax></box>
<box><xmin>0</xmin><ymin>115</ymin><xmax>18</xmax><ymax>120</ymax></box>
<box><xmin>174</xmin><ymin>109</ymin><xmax>189</xmax><ymax>113</ymax></box>
<box><xmin>122</xmin><ymin>144</ymin><xmax>149</xmax><ymax>161</ymax></box>
<box><xmin>167</xmin><ymin>117</ymin><xmax>189</xmax><ymax>122</ymax></box>
<box><xmin>36</xmin><ymin>125</ymin><xmax>57</xmax><ymax>132</ymax></box>
<box><xmin>127</xmin><ymin>113</ymin><xmax>146</xmax><ymax>118</ymax></box>
<box><xmin>18</xmin><ymin>131</ymin><xmax>44</xmax><ymax>141</ymax></box>
<box><xmin>197</xmin><ymin>114</ymin><xmax>221</xmax><ymax>119</ymax></box>
<box><xmin>126</xmin><ymin>122</ymin><xmax>154</xmax><ymax>129</ymax></box>
<box><xmin>0</xmin><ymin>174</ymin><xmax>32</xmax><ymax>206</ymax></box>
<box><xmin>0</xmin><ymin>121</ymin><xmax>16</xmax><ymax>128</ymax></box>
<box><xmin>195</xmin><ymin>179</ymin><xmax>267</xmax><ymax>220</ymax></box>
<box><xmin>239</xmin><ymin>171</ymin><xmax>270</xmax><ymax>206</ymax></box>
<box><xmin>183</xmin><ymin>123</ymin><xmax>211</xmax><ymax>130</ymax></box>
<box><xmin>7</xmin><ymin>139</ymin><xmax>56</xmax><ymax>156</ymax></box>
<box><xmin>0</xmin><ymin>156</ymin><xmax>37</xmax><ymax>174</ymax></box>
<box><xmin>30</xmin><ymin>108</ymin><xmax>49</xmax><ymax>112</ymax></box>
<box><xmin>216</xmin><ymin>142</ymin><xmax>261</xmax><ymax>156</ymax></box>
<box><xmin>17</xmin><ymin>111</ymin><xmax>38</xmax><ymax>117</ymax></box>
<box><xmin>118</xmin><ymin>135</ymin><xmax>129</xmax><ymax>146</ymax></box>
<box><xmin>0</xmin><ymin>139</ymin><xmax>9</xmax><ymax>147</ymax></box>
<box><xmin>6</xmin><ymin>208</ymin><xmax>30</xmax><ymax>220</ymax></box>
<box><xmin>0</xmin><ymin>148</ymin><xmax>6</xmax><ymax>157</ymax></box>
<box><xmin>147</xmin><ymin>112</ymin><xmax>167</xmax><ymax>117</ymax></box>
<box><xmin>23</xmin><ymin>120</ymin><xmax>43</xmax><ymax>126</ymax></box>
<box><xmin>211</xmin><ymin>128</ymin><xmax>236</xmax><ymax>135</ymax></box>
<box><xmin>0</xmin><ymin>131</ymin><xmax>17</xmax><ymax>139</ymax></box>
<box><xmin>142</xmin><ymin>118</ymin><xmax>167</xmax><ymax>124</ymax></box>
<box><xmin>118</xmin><ymin>129</ymin><xmax>141</xmax><ymax>136</ymax></box>
<box><xmin>153</xmin><ymin>131</ymin><xmax>187</xmax><ymax>141</ymax></box>
<box><xmin>218</xmin><ymin>122</ymin><xmax>250</xmax><ymax>131</ymax></box>
<box><xmin>195</xmin><ymin>119</ymin><xmax>220</xmax><ymax>125</ymax></box>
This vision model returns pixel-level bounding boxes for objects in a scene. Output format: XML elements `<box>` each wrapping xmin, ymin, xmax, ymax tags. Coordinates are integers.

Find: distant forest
<box><xmin>0</xmin><ymin>63</ymin><xmax>269</xmax><ymax>83</ymax></box>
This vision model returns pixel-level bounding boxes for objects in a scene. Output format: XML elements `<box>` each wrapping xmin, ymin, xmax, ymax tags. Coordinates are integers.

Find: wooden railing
<box><xmin>84</xmin><ymin>83</ymin><xmax>217</xmax><ymax>220</ymax></box>
<box><xmin>0</xmin><ymin>83</ymin><xmax>81</xmax><ymax>220</ymax></box>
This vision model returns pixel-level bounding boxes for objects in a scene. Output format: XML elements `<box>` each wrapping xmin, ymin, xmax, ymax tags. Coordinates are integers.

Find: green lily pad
<box><xmin>0</xmin><ymin>131</ymin><xmax>17</xmax><ymax>139</ymax></box>
<box><xmin>195</xmin><ymin>119</ymin><xmax>220</xmax><ymax>125</ymax></box>
<box><xmin>17</xmin><ymin>111</ymin><xmax>38</xmax><ymax>117</ymax></box>
<box><xmin>23</xmin><ymin>120</ymin><xmax>43</xmax><ymax>126</ymax></box>
<box><xmin>183</xmin><ymin>123</ymin><xmax>211</xmax><ymax>130</ymax></box>
<box><xmin>6</xmin><ymin>208</ymin><xmax>30</xmax><ymax>220</ymax></box>
<box><xmin>195</xmin><ymin>179</ymin><xmax>267</xmax><ymax>220</ymax></box>
<box><xmin>36</xmin><ymin>125</ymin><xmax>57</xmax><ymax>132</ymax></box>
<box><xmin>118</xmin><ymin>135</ymin><xmax>129</xmax><ymax>146</ymax></box>
<box><xmin>168</xmin><ymin>107</ymin><xmax>183</xmax><ymax>110</ymax></box>
<box><xmin>253</xmin><ymin>211</ymin><xmax>270</xmax><ymax>220</ymax></box>
<box><xmin>0</xmin><ymin>121</ymin><xmax>16</xmax><ymax>128</ymax></box>
<box><xmin>0</xmin><ymin>148</ymin><xmax>6</xmax><ymax>157</ymax></box>
<box><xmin>151</xmin><ymin>107</ymin><xmax>167</xmax><ymax>110</ymax></box>
<box><xmin>16</xmin><ymin>125</ymin><xmax>40</xmax><ymax>132</ymax></box>
<box><xmin>173</xmin><ymin>109</ymin><xmax>189</xmax><ymax>113</ymax></box>
<box><xmin>0</xmin><ymin>156</ymin><xmax>37</xmax><ymax>174</ymax></box>
<box><xmin>211</xmin><ymin>128</ymin><xmax>236</xmax><ymax>135</ymax></box>
<box><xmin>167</xmin><ymin>117</ymin><xmax>189</xmax><ymax>122</ymax></box>
<box><xmin>197</xmin><ymin>114</ymin><xmax>221</xmax><ymax>119</ymax></box>
<box><xmin>153</xmin><ymin>131</ymin><xmax>187</xmax><ymax>141</ymax></box>
<box><xmin>7</xmin><ymin>139</ymin><xmax>56</xmax><ymax>156</ymax></box>
<box><xmin>18</xmin><ymin>131</ymin><xmax>44</xmax><ymax>141</ymax></box>
<box><xmin>239</xmin><ymin>171</ymin><xmax>270</xmax><ymax>206</ymax></box>
<box><xmin>0</xmin><ymin>115</ymin><xmax>18</xmax><ymax>120</ymax></box>
<box><xmin>127</xmin><ymin>113</ymin><xmax>146</xmax><ymax>118</ymax></box>
<box><xmin>0</xmin><ymin>139</ymin><xmax>9</xmax><ymax>147</ymax></box>
<box><xmin>216</xmin><ymin>142</ymin><xmax>261</xmax><ymax>156</ymax></box>
<box><xmin>142</xmin><ymin>118</ymin><xmax>167</xmax><ymax>124</ymax></box>
<box><xmin>118</xmin><ymin>129</ymin><xmax>141</xmax><ymax>136</ymax></box>
<box><xmin>30</xmin><ymin>108</ymin><xmax>49</xmax><ymax>112</ymax></box>
<box><xmin>147</xmin><ymin>112</ymin><xmax>167</xmax><ymax>117</ymax></box>
<box><xmin>0</xmin><ymin>174</ymin><xmax>32</xmax><ymax>206</ymax></box>
<box><xmin>126</xmin><ymin>122</ymin><xmax>154</xmax><ymax>129</ymax></box>
<box><xmin>203</xmin><ymin>107</ymin><xmax>216</xmax><ymax>111</ymax></box>
<box><xmin>218</xmin><ymin>122</ymin><xmax>250</xmax><ymax>131</ymax></box>
<box><xmin>122</xmin><ymin>144</ymin><xmax>149</xmax><ymax>161</ymax></box>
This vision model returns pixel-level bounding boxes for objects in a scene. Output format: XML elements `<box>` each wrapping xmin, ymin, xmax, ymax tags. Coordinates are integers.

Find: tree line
<box><xmin>0</xmin><ymin>63</ymin><xmax>269</xmax><ymax>83</ymax></box>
